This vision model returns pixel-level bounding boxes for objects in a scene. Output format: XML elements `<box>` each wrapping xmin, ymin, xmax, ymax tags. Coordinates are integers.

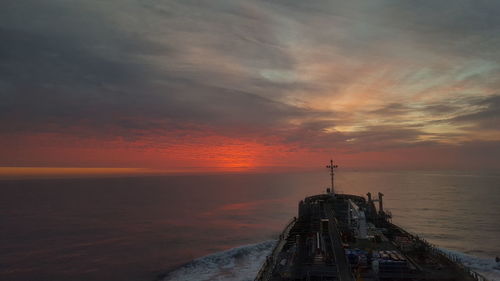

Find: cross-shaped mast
<box><xmin>326</xmin><ymin>159</ymin><xmax>338</xmax><ymax>195</ymax></box>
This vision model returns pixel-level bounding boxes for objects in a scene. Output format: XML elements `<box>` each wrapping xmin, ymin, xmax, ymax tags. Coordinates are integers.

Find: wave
<box><xmin>439</xmin><ymin>249</ymin><xmax>500</xmax><ymax>281</ymax></box>
<box><xmin>162</xmin><ymin>240</ymin><xmax>276</xmax><ymax>281</ymax></box>
<box><xmin>162</xmin><ymin>241</ymin><xmax>500</xmax><ymax>281</ymax></box>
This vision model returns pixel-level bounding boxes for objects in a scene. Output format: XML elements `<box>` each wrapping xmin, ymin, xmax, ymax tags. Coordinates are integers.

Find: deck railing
<box><xmin>254</xmin><ymin>217</ymin><xmax>297</xmax><ymax>281</ymax></box>
<box><xmin>389</xmin><ymin>222</ymin><xmax>490</xmax><ymax>281</ymax></box>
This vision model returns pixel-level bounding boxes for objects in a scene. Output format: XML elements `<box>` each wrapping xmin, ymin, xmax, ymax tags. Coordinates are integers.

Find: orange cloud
<box><xmin>0</xmin><ymin>167</ymin><xmax>151</xmax><ymax>179</ymax></box>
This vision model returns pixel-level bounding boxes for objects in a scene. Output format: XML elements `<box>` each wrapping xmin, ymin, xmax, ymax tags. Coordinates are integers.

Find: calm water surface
<box><xmin>1</xmin><ymin>170</ymin><xmax>499</xmax><ymax>281</ymax></box>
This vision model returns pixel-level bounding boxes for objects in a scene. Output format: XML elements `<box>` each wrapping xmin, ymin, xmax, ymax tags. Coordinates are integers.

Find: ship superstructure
<box><xmin>255</xmin><ymin>161</ymin><xmax>488</xmax><ymax>281</ymax></box>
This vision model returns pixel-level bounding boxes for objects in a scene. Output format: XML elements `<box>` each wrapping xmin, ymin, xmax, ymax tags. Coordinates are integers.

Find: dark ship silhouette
<box><xmin>255</xmin><ymin>160</ymin><xmax>489</xmax><ymax>281</ymax></box>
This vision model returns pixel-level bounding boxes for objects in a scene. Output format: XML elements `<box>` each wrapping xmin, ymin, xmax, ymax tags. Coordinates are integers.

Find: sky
<box><xmin>1</xmin><ymin>0</ymin><xmax>500</xmax><ymax>174</ymax></box>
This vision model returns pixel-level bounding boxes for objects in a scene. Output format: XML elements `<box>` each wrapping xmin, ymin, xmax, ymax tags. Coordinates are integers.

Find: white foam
<box><xmin>439</xmin><ymin>248</ymin><xmax>500</xmax><ymax>281</ymax></box>
<box><xmin>163</xmin><ymin>241</ymin><xmax>500</xmax><ymax>281</ymax></box>
<box><xmin>163</xmin><ymin>240</ymin><xmax>276</xmax><ymax>281</ymax></box>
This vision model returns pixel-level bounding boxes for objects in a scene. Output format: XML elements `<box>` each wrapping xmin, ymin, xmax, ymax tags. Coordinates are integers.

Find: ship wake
<box><xmin>162</xmin><ymin>240</ymin><xmax>276</xmax><ymax>281</ymax></box>
<box><xmin>162</xmin><ymin>241</ymin><xmax>499</xmax><ymax>281</ymax></box>
<box><xmin>439</xmin><ymin>249</ymin><xmax>500</xmax><ymax>281</ymax></box>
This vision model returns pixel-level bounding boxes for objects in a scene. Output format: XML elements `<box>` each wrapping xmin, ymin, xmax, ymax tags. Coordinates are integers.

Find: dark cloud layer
<box><xmin>447</xmin><ymin>95</ymin><xmax>500</xmax><ymax>129</ymax></box>
<box><xmin>1</xmin><ymin>0</ymin><xmax>500</xmax><ymax>168</ymax></box>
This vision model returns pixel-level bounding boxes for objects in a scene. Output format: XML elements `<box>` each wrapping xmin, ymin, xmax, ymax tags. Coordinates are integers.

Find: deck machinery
<box><xmin>255</xmin><ymin>161</ymin><xmax>488</xmax><ymax>281</ymax></box>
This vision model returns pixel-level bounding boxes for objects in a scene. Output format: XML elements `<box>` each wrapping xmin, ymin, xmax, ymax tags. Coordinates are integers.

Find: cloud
<box><xmin>445</xmin><ymin>95</ymin><xmax>500</xmax><ymax>130</ymax></box>
<box><xmin>1</xmin><ymin>0</ymin><xmax>500</xmax><ymax>169</ymax></box>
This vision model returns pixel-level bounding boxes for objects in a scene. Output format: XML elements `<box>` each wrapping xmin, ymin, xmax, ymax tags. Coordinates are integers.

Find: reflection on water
<box><xmin>1</xmin><ymin>170</ymin><xmax>499</xmax><ymax>281</ymax></box>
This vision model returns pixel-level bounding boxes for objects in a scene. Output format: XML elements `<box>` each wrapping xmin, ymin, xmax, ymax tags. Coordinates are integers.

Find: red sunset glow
<box><xmin>1</xmin><ymin>0</ymin><xmax>500</xmax><ymax>177</ymax></box>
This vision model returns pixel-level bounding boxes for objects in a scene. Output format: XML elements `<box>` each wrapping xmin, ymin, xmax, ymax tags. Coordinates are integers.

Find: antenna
<box><xmin>326</xmin><ymin>159</ymin><xmax>338</xmax><ymax>195</ymax></box>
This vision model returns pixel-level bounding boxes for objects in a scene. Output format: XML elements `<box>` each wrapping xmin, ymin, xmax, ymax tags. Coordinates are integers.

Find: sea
<box><xmin>1</xmin><ymin>170</ymin><xmax>499</xmax><ymax>281</ymax></box>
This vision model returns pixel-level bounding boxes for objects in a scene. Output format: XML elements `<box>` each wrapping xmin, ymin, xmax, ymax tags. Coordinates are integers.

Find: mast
<box><xmin>326</xmin><ymin>159</ymin><xmax>338</xmax><ymax>195</ymax></box>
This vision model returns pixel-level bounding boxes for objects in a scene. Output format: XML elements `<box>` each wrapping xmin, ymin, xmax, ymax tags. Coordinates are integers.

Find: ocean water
<box><xmin>1</xmin><ymin>170</ymin><xmax>499</xmax><ymax>281</ymax></box>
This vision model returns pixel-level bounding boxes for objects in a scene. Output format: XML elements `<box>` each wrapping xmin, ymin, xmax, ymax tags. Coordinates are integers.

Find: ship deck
<box><xmin>255</xmin><ymin>191</ymin><xmax>487</xmax><ymax>281</ymax></box>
